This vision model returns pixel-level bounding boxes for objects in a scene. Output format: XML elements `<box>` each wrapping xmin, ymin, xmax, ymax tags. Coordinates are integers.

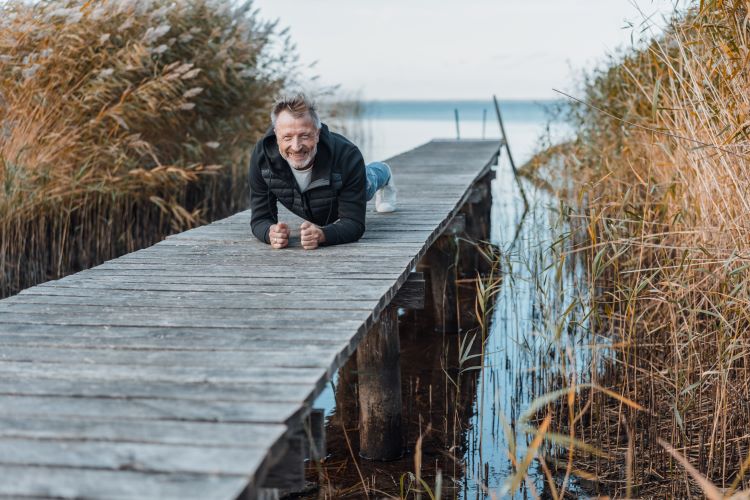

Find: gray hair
<box><xmin>270</xmin><ymin>93</ymin><xmax>321</xmax><ymax>129</ymax></box>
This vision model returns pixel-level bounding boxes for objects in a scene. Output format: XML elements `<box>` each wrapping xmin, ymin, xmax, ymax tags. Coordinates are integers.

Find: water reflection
<box><xmin>459</xmin><ymin>163</ymin><xmax>591</xmax><ymax>499</ymax></box>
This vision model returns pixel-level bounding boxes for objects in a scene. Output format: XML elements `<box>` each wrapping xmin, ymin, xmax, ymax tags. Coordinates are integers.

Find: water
<box><xmin>461</xmin><ymin>161</ymin><xmax>591</xmax><ymax>498</ymax></box>
<box><xmin>354</xmin><ymin>99</ymin><xmax>560</xmax><ymax>164</ymax></box>
<box><xmin>309</xmin><ymin>100</ymin><xmax>590</xmax><ymax>498</ymax></box>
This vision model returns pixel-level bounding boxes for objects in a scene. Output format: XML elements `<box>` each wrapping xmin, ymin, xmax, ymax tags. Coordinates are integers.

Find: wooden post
<box><xmin>304</xmin><ymin>409</ymin><xmax>326</xmax><ymax>461</ymax></box>
<box><xmin>356</xmin><ymin>304</ymin><xmax>403</xmax><ymax>460</ymax></box>
<box><xmin>422</xmin><ymin>234</ymin><xmax>459</xmax><ymax>333</ymax></box>
<box><xmin>454</xmin><ymin>108</ymin><xmax>460</xmax><ymax>140</ymax></box>
<box><xmin>392</xmin><ymin>272</ymin><xmax>426</xmax><ymax>310</ymax></box>
<box><xmin>459</xmin><ymin>175</ymin><xmax>494</xmax><ymax>278</ymax></box>
<box><xmin>333</xmin><ymin>354</ymin><xmax>358</xmax><ymax>430</ymax></box>
<box><xmin>259</xmin><ymin>433</ymin><xmax>305</xmax><ymax>492</ymax></box>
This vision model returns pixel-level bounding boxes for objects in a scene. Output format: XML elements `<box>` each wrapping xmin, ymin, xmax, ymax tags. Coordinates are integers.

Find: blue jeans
<box><xmin>365</xmin><ymin>162</ymin><xmax>391</xmax><ymax>201</ymax></box>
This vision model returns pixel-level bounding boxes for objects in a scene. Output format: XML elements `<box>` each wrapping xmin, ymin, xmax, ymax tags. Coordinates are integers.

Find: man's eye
<box><xmin>301</xmin><ymin>135</ymin><xmax>309</xmax><ymax>140</ymax></box>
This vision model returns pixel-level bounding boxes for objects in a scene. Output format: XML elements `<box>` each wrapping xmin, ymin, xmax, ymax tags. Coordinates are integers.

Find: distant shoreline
<box><xmin>360</xmin><ymin>99</ymin><xmax>563</xmax><ymax>122</ymax></box>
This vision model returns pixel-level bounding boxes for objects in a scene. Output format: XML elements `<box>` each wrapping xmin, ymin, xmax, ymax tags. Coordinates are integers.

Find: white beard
<box><xmin>282</xmin><ymin>144</ymin><xmax>317</xmax><ymax>170</ymax></box>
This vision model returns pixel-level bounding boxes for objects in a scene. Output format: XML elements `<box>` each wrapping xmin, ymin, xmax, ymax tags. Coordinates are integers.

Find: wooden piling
<box><xmin>459</xmin><ymin>172</ymin><xmax>494</xmax><ymax>278</ymax></box>
<box><xmin>333</xmin><ymin>354</ymin><xmax>359</xmax><ymax>430</ymax></box>
<box><xmin>421</xmin><ymin>234</ymin><xmax>459</xmax><ymax>333</ymax></box>
<box><xmin>356</xmin><ymin>304</ymin><xmax>403</xmax><ymax>460</ymax></box>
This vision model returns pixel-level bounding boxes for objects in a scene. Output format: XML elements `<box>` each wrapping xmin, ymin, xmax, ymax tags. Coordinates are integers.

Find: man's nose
<box><xmin>291</xmin><ymin>137</ymin><xmax>303</xmax><ymax>150</ymax></box>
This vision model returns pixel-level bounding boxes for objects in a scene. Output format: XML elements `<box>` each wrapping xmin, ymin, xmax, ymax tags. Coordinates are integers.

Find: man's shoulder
<box><xmin>321</xmin><ymin>124</ymin><xmax>363</xmax><ymax>162</ymax></box>
<box><xmin>252</xmin><ymin>126</ymin><xmax>276</xmax><ymax>152</ymax></box>
<box><xmin>250</xmin><ymin>126</ymin><xmax>282</xmax><ymax>170</ymax></box>
<box><xmin>328</xmin><ymin>129</ymin><xmax>357</xmax><ymax>149</ymax></box>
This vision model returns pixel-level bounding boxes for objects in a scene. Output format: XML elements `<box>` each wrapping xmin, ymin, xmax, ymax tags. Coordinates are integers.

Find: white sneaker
<box><xmin>375</xmin><ymin>167</ymin><xmax>397</xmax><ymax>213</ymax></box>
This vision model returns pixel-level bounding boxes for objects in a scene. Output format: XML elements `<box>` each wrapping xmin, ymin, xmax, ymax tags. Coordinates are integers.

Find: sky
<box><xmin>252</xmin><ymin>0</ymin><xmax>684</xmax><ymax>101</ymax></box>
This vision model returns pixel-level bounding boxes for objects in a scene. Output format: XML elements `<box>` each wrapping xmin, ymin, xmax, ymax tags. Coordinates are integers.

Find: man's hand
<box><xmin>300</xmin><ymin>221</ymin><xmax>325</xmax><ymax>250</ymax></box>
<box><xmin>269</xmin><ymin>222</ymin><xmax>289</xmax><ymax>249</ymax></box>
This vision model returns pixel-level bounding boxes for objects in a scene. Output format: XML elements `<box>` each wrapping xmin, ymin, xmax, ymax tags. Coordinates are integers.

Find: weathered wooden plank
<box><xmin>23</xmin><ymin>278</ymin><xmax>394</xmax><ymax>290</ymax></box>
<box><xmin>117</xmin><ymin>246</ymin><xmax>425</xmax><ymax>258</ymax></box>
<box><xmin>4</xmin><ymin>294</ymin><xmax>378</xmax><ymax>311</ymax></box>
<box><xmin>111</xmin><ymin>253</ymin><xmax>418</xmax><ymax>264</ymax></box>
<box><xmin>0</xmin><ymin>437</ymin><xmax>270</xmax><ymax>476</ymax></box>
<box><xmin>28</xmin><ymin>282</ymin><xmax>395</xmax><ymax>296</ymax></box>
<box><xmin>153</xmin><ymin>238</ymin><xmax>442</xmax><ymax>248</ymax></box>
<box><xmin>158</xmin><ymin>225</ymin><xmax>440</xmax><ymax>235</ymax></box>
<box><xmin>0</xmin><ymin>303</ymin><xmax>373</xmax><ymax>322</ymax></box>
<box><xmin>0</xmin><ymin>335</ymin><xmax>353</xmax><ymax>367</ymax></box>
<box><xmin>54</xmin><ymin>272</ymin><xmax>405</xmax><ymax>284</ymax></box>
<box><xmin>0</xmin><ymin>395</ymin><xmax>303</xmax><ymax>424</ymax></box>
<box><xmin>90</xmin><ymin>256</ymin><xmax>414</xmax><ymax>272</ymax></box>
<box><xmin>0</xmin><ymin>333</ymin><xmax>350</xmax><ymax>354</ymax></box>
<box><xmin>0</xmin><ymin>322</ymin><xmax>356</xmax><ymax>338</ymax></box>
<box><xmin>0</xmin><ymin>325</ymin><xmax>356</xmax><ymax>343</ymax></box>
<box><xmin>0</xmin><ymin>361</ymin><xmax>328</xmax><ymax>386</ymax></box>
<box><xmin>0</xmin><ymin>311</ymin><xmax>368</xmax><ymax>329</ymax></box>
<box><xmin>0</xmin><ymin>465</ymin><xmax>249</xmax><ymax>500</ymax></box>
<box><xmin>0</xmin><ymin>414</ymin><xmax>286</xmax><ymax>447</ymax></box>
<box><xmin>160</xmin><ymin>236</ymin><xmax>439</xmax><ymax>244</ymax></box>
<box><xmin>78</xmin><ymin>266</ymin><xmax>406</xmax><ymax>276</ymax></box>
<box><xmin>0</xmin><ymin>346</ymin><xmax>341</xmax><ymax>369</ymax></box>
<box><xmin>91</xmin><ymin>260</ymin><xmax>411</xmax><ymax>270</ymax></box>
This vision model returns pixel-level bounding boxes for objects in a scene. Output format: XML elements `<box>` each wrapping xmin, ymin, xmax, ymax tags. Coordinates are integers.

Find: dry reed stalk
<box><xmin>524</xmin><ymin>0</ymin><xmax>750</xmax><ymax>496</ymax></box>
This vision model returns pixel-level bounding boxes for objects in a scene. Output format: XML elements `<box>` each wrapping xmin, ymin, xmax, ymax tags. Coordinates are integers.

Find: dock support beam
<box><xmin>357</xmin><ymin>304</ymin><xmax>403</xmax><ymax>460</ymax></box>
<box><xmin>459</xmin><ymin>176</ymin><xmax>494</xmax><ymax>278</ymax></box>
<box><xmin>423</xmin><ymin>236</ymin><xmax>458</xmax><ymax>333</ymax></box>
<box><xmin>420</xmin><ymin>215</ymin><xmax>465</xmax><ymax>333</ymax></box>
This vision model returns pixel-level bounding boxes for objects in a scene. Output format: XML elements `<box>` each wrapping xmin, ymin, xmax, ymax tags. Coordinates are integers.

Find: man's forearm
<box><xmin>321</xmin><ymin>218</ymin><xmax>365</xmax><ymax>246</ymax></box>
<box><xmin>251</xmin><ymin>218</ymin><xmax>274</xmax><ymax>244</ymax></box>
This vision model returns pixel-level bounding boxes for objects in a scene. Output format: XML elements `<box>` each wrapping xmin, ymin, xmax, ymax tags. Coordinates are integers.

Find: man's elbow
<box><xmin>321</xmin><ymin>220</ymin><xmax>365</xmax><ymax>246</ymax></box>
<box><xmin>353</xmin><ymin>222</ymin><xmax>365</xmax><ymax>242</ymax></box>
<box><xmin>251</xmin><ymin>219</ymin><xmax>272</xmax><ymax>244</ymax></box>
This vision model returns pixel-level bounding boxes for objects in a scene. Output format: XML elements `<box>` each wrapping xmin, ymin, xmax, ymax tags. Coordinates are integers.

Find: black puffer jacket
<box><xmin>248</xmin><ymin>124</ymin><xmax>367</xmax><ymax>246</ymax></box>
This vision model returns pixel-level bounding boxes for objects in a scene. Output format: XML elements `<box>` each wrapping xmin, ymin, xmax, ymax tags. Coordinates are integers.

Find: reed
<box><xmin>0</xmin><ymin>0</ymin><xmax>293</xmax><ymax>297</ymax></box>
<box><xmin>526</xmin><ymin>0</ymin><xmax>750</xmax><ymax>495</ymax></box>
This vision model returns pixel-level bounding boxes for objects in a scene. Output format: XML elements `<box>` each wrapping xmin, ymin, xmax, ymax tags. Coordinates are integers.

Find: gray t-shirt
<box><xmin>290</xmin><ymin>165</ymin><xmax>313</xmax><ymax>192</ymax></box>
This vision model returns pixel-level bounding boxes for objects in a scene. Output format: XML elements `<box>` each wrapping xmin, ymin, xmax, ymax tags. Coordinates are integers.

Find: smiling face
<box><xmin>274</xmin><ymin>110</ymin><xmax>320</xmax><ymax>170</ymax></box>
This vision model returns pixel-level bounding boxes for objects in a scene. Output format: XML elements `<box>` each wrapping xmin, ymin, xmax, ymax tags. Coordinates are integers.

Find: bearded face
<box><xmin>274</xmin><ymin>110</ymin><xmax>320</xmax><ymax>170</ymax></box>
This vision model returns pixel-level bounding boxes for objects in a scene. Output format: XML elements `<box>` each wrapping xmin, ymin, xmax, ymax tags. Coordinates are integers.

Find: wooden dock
<box><xmin>0</xmin><ymin>140</ymin><xmax>499</xmax><ymax>499</ymax></box>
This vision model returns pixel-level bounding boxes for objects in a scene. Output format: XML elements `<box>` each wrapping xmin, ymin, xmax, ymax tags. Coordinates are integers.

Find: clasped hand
<box><xmin>269</xmin><ymin>221</ymin><xmax>325</xmax><ymax>250</ymax></box>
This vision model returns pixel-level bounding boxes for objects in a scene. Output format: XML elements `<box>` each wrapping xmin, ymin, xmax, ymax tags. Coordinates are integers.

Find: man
<box><xmin>248</xmin><ymin>93</ymin><xmax>396</xmax><ymax>250</ymax></box>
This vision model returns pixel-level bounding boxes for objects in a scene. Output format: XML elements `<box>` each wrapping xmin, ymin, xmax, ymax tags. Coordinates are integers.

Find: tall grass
<box><xmin>0</xmin><ymin>0</ymin><xmax>294</xmax><ymax>297</ymax></box>
<box><xmin>527</xmin><ymin>0</ymin><xmax>750</xmax><ymax>495</ymax></box>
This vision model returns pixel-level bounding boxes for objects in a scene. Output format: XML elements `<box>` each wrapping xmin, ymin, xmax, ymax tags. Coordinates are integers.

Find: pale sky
<box><xmin>252</xmin><ymin>0</ymin><xmax>682</xmax><ymax>100</ymax></box>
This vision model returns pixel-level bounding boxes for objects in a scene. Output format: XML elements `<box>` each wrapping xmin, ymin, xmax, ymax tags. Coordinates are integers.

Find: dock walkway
<box><xmin>0</xmin><ymin>140</ymin><xmax>499</xmax><ymax>499</ymax></box>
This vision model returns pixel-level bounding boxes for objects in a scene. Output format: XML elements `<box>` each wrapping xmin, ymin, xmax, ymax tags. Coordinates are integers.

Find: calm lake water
<box><xmin>312</xmin><ymin>100</ymin><xmax>586</xmax><ymax>498</ymax></box>
<box><xmin>346</xmin><ymin>99</ymin><xmax>561</xmax><ymax>166</ymax></box>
